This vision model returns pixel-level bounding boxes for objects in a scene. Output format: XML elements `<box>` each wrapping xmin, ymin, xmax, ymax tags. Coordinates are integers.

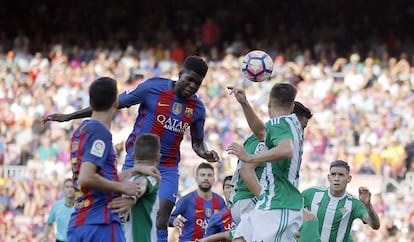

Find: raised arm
<box><xmin>359</xmin><ymin>187</ymin><xmax>380</xmax><ymax>230</ymax></box>
<box><xmin>228</xmin><ymin>86</ymin><xmax>265</xmax><ymax>140</ymax></box>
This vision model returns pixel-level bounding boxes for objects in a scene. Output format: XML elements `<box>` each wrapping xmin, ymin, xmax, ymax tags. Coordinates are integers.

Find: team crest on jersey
<box><xmin>339</xmin><ymin>206</ymin><xmax>348</xmax><ymax>215</ymax></box>
<box><xmin>172</xmin><ymin>103</ymin><xmax>182</xmax><ymax>115</ymax></box>
<box><xmin>184</xmin><ymin>107</ymin><xmax>193</xmax><ymax>118</ymax></box>
<box><xmin>205</xmin><ymin>208</ymin><xmax>212</xmax><ymax>217</ymax></box>
<box><xmin>90</xmin><ymin>139</ymin><xmax>105</xmax><ymax>157</ymax></box>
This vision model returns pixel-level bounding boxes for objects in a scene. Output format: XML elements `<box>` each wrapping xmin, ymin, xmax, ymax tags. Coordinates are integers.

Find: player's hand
<box><xmin>42</xmin><ymin>113</ymin><xmax>69</xmax><ymax>124</ymax></box>
<box><xmin>226</xmin><ymin>143</ymin><xmax>252</xmax><ymax>162</ymax></box>
<box><xmin>204</xmin><ymin>150</ymin><xmax>220</xmax><ymax>163</ymax></box>
<box><xmin>120</xmin><ymin>180</ymin><xmax>141</xmax><ymax>197</ymax></box>
<box><xmin>227</xmin><ymin>86</ymin><xmax>248</xmax><ymax>105</ymax></box>
<box><xmin>107</xmin><ymin>196</ymin><xmax>136</xmax><ymax>213</ymax></box>
<box><xmin>136</xmin><ymin>164</ymin><xmax>161</xmax><ymax>182</ymax></box>
<box><xmin>173</xmin><ymin>215</ymin><xmax>187</xmax><ymax>230</ymax></box>
<box><xmin>359</xmin><ymin>186</ymin><xmax>372</xmax><ymax>206</ymax></box>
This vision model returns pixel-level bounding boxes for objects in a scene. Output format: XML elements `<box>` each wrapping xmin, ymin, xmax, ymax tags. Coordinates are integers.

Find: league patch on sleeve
<box><xmin>90</xmin><ymin>139</ymin><xmax>105</xmax><ymax>157</ymax></box>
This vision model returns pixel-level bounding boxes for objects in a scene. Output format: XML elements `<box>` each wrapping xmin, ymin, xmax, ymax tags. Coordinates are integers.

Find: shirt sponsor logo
<box><xmin>196</xmin><ymin>218</ymin><xmax>208</xmax><ymax>229</ymax></box>
<box><xmin>156</xmin><ymin>114</ymin><xmax>190</xmax><ymax>134</ymax></box>
<box><xmin>90</xmin><ymin>139</ymin><xmax>105</xmax><ymax>157</ymax></box>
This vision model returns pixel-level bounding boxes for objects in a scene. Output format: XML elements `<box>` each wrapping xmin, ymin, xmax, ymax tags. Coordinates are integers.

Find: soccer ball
<box><xmin>240</xmin><ymin>50</ymin><xmax>273</xmax><ymax>82</ymax></box>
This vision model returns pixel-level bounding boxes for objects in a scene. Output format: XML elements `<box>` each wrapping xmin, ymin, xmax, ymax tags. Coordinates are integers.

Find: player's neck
<box><xmin>197</xmin><ymin>189</ymin><xmax>213</xmax><ymax>200</ymax></box>
<box><xmin>91</xmin><ymin>111</ymin><xmax>114</xmax><ymax>129</ymax></box>
<box><xmin>65</xmin><ymin>197</ymin><xmax>75</xmax><ymax>207</ymax></box>
<box><xmin>269</xmin><ymin>108</ymin><xmax>290</xmax><ymax>119</ymax></box>
<box><xmin>329</xmin><ymin>188</ymin><xmax>346</xmax><ymax>198</ymax></box>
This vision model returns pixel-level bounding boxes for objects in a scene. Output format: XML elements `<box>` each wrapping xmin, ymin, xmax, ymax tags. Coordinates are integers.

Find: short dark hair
<box><xmin>63</xmin><ymin>178</ymin><xmax>72</xmax><ymax>185</ymax></box>
<box><xmin>293</xmin><ymin>101</ymin><xmax>313</xmax><ymax>119</ymax></box>
<box><xmin>330</xmin><ymin>160</ymin><xmax>350</xmax><ymax>173</ymax></box>
<box><xmin>269</xmin><ymin>83</ymin><xmax>297</xmax><ymax>110</ymax></box>
<box><xmin>223</xmin><ymin>175</ymin><xmax>233</xmax><ymax>190</ymax></box>
<box><xmin>89</xmin><ymin>77</ymin><xmax>118</xmax><ymax>111</ymax></box>
<box><xmin>196</xmin><ymin>162</ymin><xmax>214</xmax><ymax>174</ymax></box>
<box><xmin>183</xmin><ymin>56</ymin><xmax>208</xmax><ymax>77</ymax></box>
<box><xmin>133</xmin><ymin>134</ymin><xmax>160</xmax><ymax>162</ymax></box>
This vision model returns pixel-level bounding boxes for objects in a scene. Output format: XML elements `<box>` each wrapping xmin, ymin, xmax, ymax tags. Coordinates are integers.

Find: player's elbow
<box><xmin>78</xmin><ymin>174</ymin><xmax>93</xmax><ymax>188</ymax></box>
<box><xmin>372</xmin><ymin>223</ymin><xmax>380</xmax><ymax>230</ymax></box>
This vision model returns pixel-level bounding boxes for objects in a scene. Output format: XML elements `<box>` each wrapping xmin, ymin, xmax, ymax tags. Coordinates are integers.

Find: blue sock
<box><xmin>157</xmin><ymin>229</ymin><xmax>168</xmax><ymax>242</ymax></box>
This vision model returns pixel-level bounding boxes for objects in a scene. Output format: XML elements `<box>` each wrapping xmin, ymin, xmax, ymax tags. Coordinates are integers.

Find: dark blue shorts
<box><xmin>67</xmin><ymin>222</ymin><xmax>125</xmax><ymax>242</ymax></box>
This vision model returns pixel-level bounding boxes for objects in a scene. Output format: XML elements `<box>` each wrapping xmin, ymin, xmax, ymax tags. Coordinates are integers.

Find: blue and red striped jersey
<box><xmin>68</xmin><ymin>120</ymin><xmax>121</xmax><ymax>228</ymax></box>
<box><xmin>118</xmin><ymin>78</ymin><xmax>206</xmax><ymax>171</ymax></box>
<box><xmin>204</xmin><ymin>208</ymin><xmax>235</xmax><ymax>241</ymax></box>
<box><xmin>169</xmin><ymin>191</ymin><xmax>226</xmax><ymax>241</ymax></box>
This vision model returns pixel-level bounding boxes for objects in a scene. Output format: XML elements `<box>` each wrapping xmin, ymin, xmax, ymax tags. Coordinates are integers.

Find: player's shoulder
<box><xmin>303</xmin><ymin>186</ymin><xmax>328</xmax><ymax>194</ymax></box>
<box><xmin>143</xmin><ymin>77</ymin><xmax>172</xmax><ymax>87</ymax></box>
<box><xmin>344</xmin><ymin>191</ymin><xmax>359</xmax><ymax>201</ymax></box>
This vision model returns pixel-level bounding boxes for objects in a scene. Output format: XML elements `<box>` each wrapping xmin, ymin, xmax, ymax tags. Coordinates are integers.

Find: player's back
<box><xmin>69</xmin><ymin>119</ymin><xmax>121</xmax><ymax>228</ymax></box>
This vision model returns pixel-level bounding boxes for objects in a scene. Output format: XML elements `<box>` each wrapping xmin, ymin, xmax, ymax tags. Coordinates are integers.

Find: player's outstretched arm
<box><xmin>227</xmin><ymin>86</ymin><xmax>265</xmax><ymax>140</ymax></box>
<box><xmin>43</xmin><ymin>107</ymin><xmax>93</xmax><ymax>123</ymax></box>
<box><xmin>227</xmin><ymin>139</ymin><xmax>293</xmax><ymax>163</ymax></box>
<box><xmin>359</xmin><ymin>187</ymin><xmax>380</xmax><ymax>230</ymax></box>
<box><xmin>192</xmin><ymin>138</ymin><xmax>220</xmax><ymax>162</ymax></box>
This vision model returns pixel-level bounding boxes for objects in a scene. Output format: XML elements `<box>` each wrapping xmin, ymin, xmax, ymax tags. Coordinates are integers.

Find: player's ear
<box><xmin>347</xmin><ymin>175</ymin><xmax>352</xmax><ymax>183</ymax></box>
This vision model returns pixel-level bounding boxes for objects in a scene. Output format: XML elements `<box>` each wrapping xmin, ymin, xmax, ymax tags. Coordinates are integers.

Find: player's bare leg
<box><xmin>157</xmin><ymin>199</ymin><xmax>175</xmax><ymax>242</ymax></box>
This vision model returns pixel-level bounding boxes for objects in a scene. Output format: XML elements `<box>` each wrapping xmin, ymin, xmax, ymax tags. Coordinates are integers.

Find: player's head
<box><xmin>133</xmin><ymin>134</ymin><xmax>161</xmax><ymax>165</ymax></box>
<box><xmin>293</xmin><ymin>101</ymin><xmax>313</xmax><ymax>129</ymax></box>
<box><xmin>195</xmin><ymin>162</ymin><xmax>215</xmax><ymax>192</ymax></box>
<box><xmin>328</xmin><ymin>160</ymin><xmax>352</xmax><ymax>196</ymax></box>
<box><xmin>175</xmin><ymin>56</ymin><xmax>208</xmax><ymax>99</ymax></box>
<box><xmin>89</xmin><ymin>77</ymin><xmax>118</xmax><ymax>111</ymax></box>
<box><xmin>268</xmin><ymin>83</ymin><xmax>297</xmax><ymax>114</ymax></box>
<box><xmin>63</xmin><ymin>178</ymin><xmax>75</xmax><ymax>200</ymax></box>
<box><xmin>222</xmin><ymin>175</ymin><xmax>233</xmax><ymax>204</ymax></box>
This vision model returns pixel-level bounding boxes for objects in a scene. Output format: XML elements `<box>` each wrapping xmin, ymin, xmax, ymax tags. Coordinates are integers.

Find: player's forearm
<box><xmin>201</xmin><ymin>231</ymin><xmax>231</xmax><ymax>242</ymax></box>
<box><xmin>366</xmin><ymin>204</ymin><xmax>380</xmax><ymax>230</ymax></box>
<box><xmin>240</xmin><ymin>163</ymin><xmax>261</xmax><ymax>197</ymax></box>
<box><xmin>79</xmin><ymin>173</ymin><xmax>123</xmax><ymax>194</ymax></box>
<box><xmin>43</xmin><ymin>223</ymin><xmax>53</xmax><ymax>237</ymax></box>
<box><xmin>247</xmin><ymin>140</ymin><xmax>293</xmax><ymax>163</ymax></box>
<box><xmin>240</xmin><ymin>102</ymin><xmax>265</xmax><ymax>140</ymax></box>
<box><xmin>192</xmin><ymin>140</ymin><xmax>210</xmax><ymax>159</ymax></box>
<box><xmin>69</xmin><ymin>107</ymin><xmax>93</xmax><ymax>120</ymax></box>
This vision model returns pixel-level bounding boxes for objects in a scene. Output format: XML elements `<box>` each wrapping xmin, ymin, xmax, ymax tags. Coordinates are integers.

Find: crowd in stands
<box><xmin>1</xmin><ymin>0</ymin><xmax>414</xmax><ymax>241</ymax></box>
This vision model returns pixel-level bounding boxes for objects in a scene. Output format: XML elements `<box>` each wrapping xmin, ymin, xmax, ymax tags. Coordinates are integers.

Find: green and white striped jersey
<box><xmin>257</xmin><ymin>114</ymin><xmax>304</xmax><ymax>211</ymax></box>
<box><xmin>124</xmin><ymin>174</ymin><xmax>159</xmax><ymax>242</ymax></box>
<box><xmin>302</xmin><ymin>187</ymin><xmax>367</xmax><ymax>242</ymax></box>
<box><xmin>230</xmin><ymin>133</ymin><xmax>267</xmax><ymax>205</ymax></box>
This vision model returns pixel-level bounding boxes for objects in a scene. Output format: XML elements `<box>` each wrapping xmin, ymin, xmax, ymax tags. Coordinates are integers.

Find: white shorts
<box><xmin>231</xmin><ymin>197</ymin><xmax>257</xmax><ymax>224</ymax></box>
<box><xmin>234</xmin><ymin>208</ymin><xmax>303</xmax><ymax>242</ymax></box>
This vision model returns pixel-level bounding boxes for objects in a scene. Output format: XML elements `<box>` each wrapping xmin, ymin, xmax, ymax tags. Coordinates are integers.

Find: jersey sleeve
<box><xmin>190</xmin><ymin>102</ymin><xmax>206</xmax><ymax>140</ymax></box>
<box><xmin>118</xmin><ymin>79</ymin><xmax>153</xmax><ymax>108</ymax></box>
<box><xmin>46</xmin><ymin>202</ymin><xmax>57</xmax><ymax>224</ymax></box>
<box><xmin>169</xmin><ymin>194</ymin><xmax>188</xmax><ymax>226</ymax></box>
<box><xmin>146</xmin><ymin>175</ymin><xmax>159</xmax><ymax>194</ymax></box>
<box><xmin>352</xmin><ymin>199</ymin><xmax>368</xmax><ymax>220</ymax></box>
<box><xmin>82</xmin><ymin>130</ymin><xmax>112</xmax><ymax>169</ymax></box>
<box><xmin>302</xmin><ymin>189</ymin><xmax>312</xmax><ymax>209</ymax></box>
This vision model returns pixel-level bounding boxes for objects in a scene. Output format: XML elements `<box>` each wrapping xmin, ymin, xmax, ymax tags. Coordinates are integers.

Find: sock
<box><xmin>157</xmin><ymin>229</ymin><xmax>168</xmax><ymax>242</ymax></box>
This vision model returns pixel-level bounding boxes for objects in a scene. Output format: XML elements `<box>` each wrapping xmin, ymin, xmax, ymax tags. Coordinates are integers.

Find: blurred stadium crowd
<box><xmin>1</xmin><ymin>0</ymin><xmax>414</xmax><ymax>241</ymax></box>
